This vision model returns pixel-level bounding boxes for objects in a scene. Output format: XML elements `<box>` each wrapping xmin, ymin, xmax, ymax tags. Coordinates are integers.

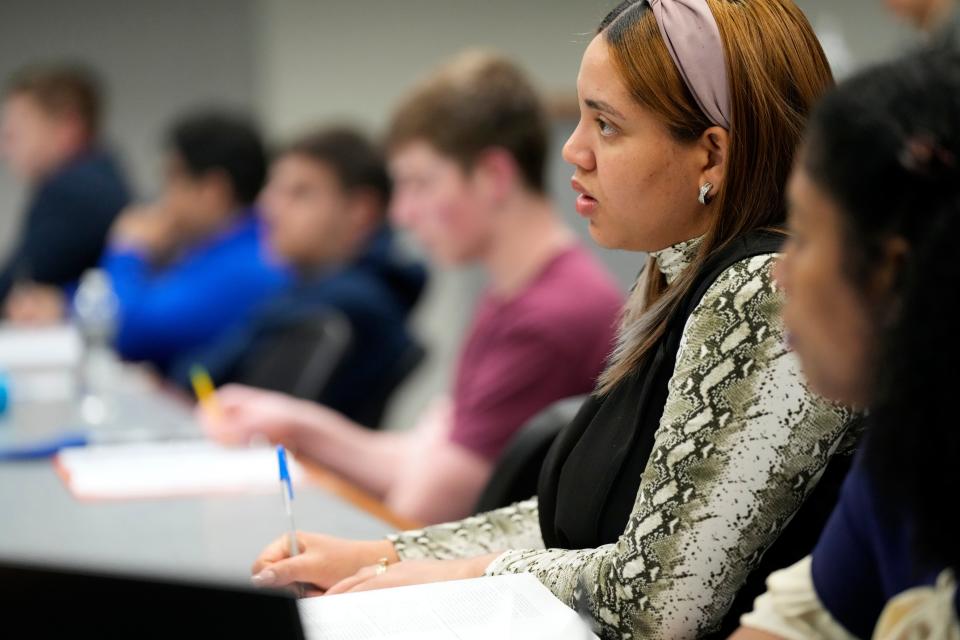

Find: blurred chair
<box><xmin>350</xmin><ymin>341</ymin><xmax>426</xmax><ymax>429</ymax></box>
<box><xmin>235</xmin><ymin>309</ymin><xmax>425</xmax><ymax>429</ymax></box>
<box><xmin>474</xmin><ymin>395</ymin><xmax>586</xmax><ymax>513</ymax></box>
<box><xmin>235</xmin><ymin>309</ymin><xmax>352</xmax><ymax>402</ymax></box>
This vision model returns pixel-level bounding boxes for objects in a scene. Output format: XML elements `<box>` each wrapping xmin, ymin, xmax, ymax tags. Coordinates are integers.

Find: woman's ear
<box><xmin>872</xmin><ymin>236</ymin><xmax>911</xmax><ymax>303</ymax></box>
<box><xmin>697</xmin><ymin>125</ymin><xmax>730</xmax><ymax>195</ymax></box>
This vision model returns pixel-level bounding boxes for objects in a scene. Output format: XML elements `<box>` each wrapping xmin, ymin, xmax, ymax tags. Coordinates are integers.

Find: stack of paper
<box><xmin>0</xmin><ymin>324</ymin><xmax>83</xmax><ymax>369</ymax></box>
<box><xmin>298</xmin><ymin>573</ymin><xmax>597</xmax><ymax>640</ymax></box>
<box><xmin>55</xmin><ymin>441</ymin><xmax>304</xmax><ymax>500</ymax></box>
<box><xmin>0</xmin><ymin>325</ymin><xmax>84</xmax><ymax>402</ymax></box>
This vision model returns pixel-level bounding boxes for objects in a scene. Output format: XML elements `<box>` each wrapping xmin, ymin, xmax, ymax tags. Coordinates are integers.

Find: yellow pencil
<box><xmin>189</xmin><ymin>364</ymin><xmax>222</xmax><ymax>423</ymax></box>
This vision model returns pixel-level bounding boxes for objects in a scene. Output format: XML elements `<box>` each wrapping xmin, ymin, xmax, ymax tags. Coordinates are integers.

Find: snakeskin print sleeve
<box><xmin>388</xmin><ymin>497</ymin><xmax>544</xmax><ymax>560</ymax></box>
<box><xmin>389</xmin><ymin>253</ymin><xmax>852</xmax><ymax>639</ymax></box>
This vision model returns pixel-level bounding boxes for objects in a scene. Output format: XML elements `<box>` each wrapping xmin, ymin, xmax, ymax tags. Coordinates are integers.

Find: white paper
<box><xmin>56</xmin><ymin>441</ymin><xmax>304</xmax><ymax>499</ymax></box>
<box><xmin>0</xmin><ymin>324</ymin><xmax>83</xmax><ymax>369</ymax></box>
<box><xmin>298</xmin><ymin>574</ymin><xmax>597</xmax><ymax>640</ymax></box>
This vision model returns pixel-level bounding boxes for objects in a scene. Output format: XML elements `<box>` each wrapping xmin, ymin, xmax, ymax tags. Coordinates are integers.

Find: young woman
<box><xmin>249</xmin><ymin>2</ymin><xmax>857</xmax><ymax>637</ymax></box>
<box><xmin>735</xmin><ymin>49</ymin><xmax>960</xmax><ymax>640</ymax></box>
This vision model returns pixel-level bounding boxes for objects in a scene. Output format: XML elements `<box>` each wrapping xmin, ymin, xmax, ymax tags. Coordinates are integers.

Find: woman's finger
<box><xmin>251</xmin><ymin>533</ymin><xmax>299</xmax><ymax>575</ymax></box>
<box><xmin>325</xmin><ymin>566</ymin><xmax>376</xmax><ymax>596</ymax></box>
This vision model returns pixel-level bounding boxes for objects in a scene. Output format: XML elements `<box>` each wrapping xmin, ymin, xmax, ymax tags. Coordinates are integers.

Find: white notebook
<box><xmin>0</xmin><ymin>324</ymin><xmax>83</xmax><ymax>369</ymax></box>
<box><xmin>298</xmin><ymin>573</ymin><xmax>597</xmax><ymax>640</ymax></box>
<box><xmin>55</xmin><ymin>441</ymin><xmax>304</xmax><ymax>500</ymax></box>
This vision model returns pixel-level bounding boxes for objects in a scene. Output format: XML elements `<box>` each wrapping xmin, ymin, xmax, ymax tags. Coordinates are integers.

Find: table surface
<box><xmin>0</xmin><ymin>367</ymin><xmax>402</xmax><ymax>586</ymax></box>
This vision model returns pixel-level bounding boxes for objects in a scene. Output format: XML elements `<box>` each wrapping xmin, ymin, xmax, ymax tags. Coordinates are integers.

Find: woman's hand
<box><xmin>325</xmin><ymin>553</ymin><xmax>500</xmax><ymax>596</ymax></box>
<box><xmin>250</xmin><ymin>531</ymin><xmax>398</xmax><ymax>594</ymax></box>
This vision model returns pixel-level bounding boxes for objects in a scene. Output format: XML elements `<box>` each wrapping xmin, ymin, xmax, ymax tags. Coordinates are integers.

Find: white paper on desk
<box><xmin>298</xmin><ymin>573</ymin><xmax>597</xmax><ymax>640</ymax></box>
<box><xmin>55</xmin><ymin>441</ymin><xmax>305</xmax><ymax>500</ymax></box>
<box><xmin>0</xmin><ymin>324</ymin><xmax>83</xmax><ymax>369</ymax></box>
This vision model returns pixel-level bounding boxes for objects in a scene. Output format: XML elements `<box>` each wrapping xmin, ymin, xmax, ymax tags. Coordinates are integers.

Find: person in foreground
<box><xmin>246</xmin><ymin>2</ymin><xmax>860</xmax><ymax>638</ymax></box>
<box><xmin>733</xmin><ymin>49</ymin><xmax>960</xmax><ymax>640</ymax></box>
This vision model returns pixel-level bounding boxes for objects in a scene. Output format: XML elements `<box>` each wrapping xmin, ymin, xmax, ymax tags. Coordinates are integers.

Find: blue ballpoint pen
<box><xmin>276</xmin><ymin>445</ymin><xmax>304</xmax><ymax>596</ymax></box>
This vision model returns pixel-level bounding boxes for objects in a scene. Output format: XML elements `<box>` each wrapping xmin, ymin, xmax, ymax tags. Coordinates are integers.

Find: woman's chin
<box><xmin>586</xmin><ymin>220</ymin><xmax>614</xmax><ymax>249</ymax></box>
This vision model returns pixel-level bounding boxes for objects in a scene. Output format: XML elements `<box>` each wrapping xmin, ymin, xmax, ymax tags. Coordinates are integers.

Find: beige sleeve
<box><xmin>873</xmin><ymin>569</ymin><xmax>960</xmax><ymax>640</ymax></box>
<box><xmin>740</xmin><ymin>556</ymin><xmax>858</xmax><ymax>640</ymax></box>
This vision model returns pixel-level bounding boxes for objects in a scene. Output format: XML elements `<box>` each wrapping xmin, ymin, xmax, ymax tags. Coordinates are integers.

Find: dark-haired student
<box><xmin>4</xmin><ymin>111</ymin><xmax>289</xmax><ymax>370</ymax></box>
<box><xmin>734</xmin><ymin>49</ymin><xmax>960</xmax><ymax>640</ymax></box>
<box><xmin>101</xmin><ymin>111</ymin><xmax>290</xmax><ymax>371</ymax></box>
<box><xmin>169</xmin><ymin>128</ymin><xmax>426</xmax><ymax>426</ymax></box>
<box><xmin>0</xmin><ymin>63</ymin><xmax>129</xmax><ymax>311</ymax></box>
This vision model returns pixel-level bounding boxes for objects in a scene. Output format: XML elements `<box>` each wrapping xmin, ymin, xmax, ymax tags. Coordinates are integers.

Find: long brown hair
<box><xmin>597</xmin><ymin>0</ymin><xmax>834</xmax><ymax>393</ymax></box>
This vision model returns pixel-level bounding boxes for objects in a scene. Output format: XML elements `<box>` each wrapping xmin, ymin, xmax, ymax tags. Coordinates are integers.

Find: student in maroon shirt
<box><xmin>202</xmin><ymin>51</ymin><xmax>623</xmax><ymax>524</ymax></box>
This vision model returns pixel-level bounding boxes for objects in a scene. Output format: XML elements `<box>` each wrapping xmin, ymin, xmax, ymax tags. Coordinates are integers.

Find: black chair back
<box><xmin>475</xmin><ymin>395</ymin><xmax>586</xmax><ymax>513</ymax></box>
<box><xmin>236</xmin><ymin>309</ymin><xmax>352</xmax><ymax>402</ymax></box>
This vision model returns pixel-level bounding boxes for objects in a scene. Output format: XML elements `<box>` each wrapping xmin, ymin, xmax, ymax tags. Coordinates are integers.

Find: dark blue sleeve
<box><xmin>0</xmin><ymin>246</ymin><xmax>23</xmax><ymax>302</ymax></box>
<box><xmin>811</xmin><ymin>459</ymin><xmax>888</xmax><ymax>639</ymax></box>
<box><xmin>22</xmin><ymin>177</ymin><xmax>126</xmax><ymax>285</ymax></box>
<box><xmin>0</xmin><ymin>155</ymin><xmax>128</xmax><ymax>303</ymax></box>
<box><xmin>1</xmin><ymin>184</ymin><xmax>105</xmax><ymax>302</ymax></box>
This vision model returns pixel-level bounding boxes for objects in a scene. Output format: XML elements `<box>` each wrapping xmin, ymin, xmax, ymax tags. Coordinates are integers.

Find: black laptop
<box><xmin>0</xmin><ymin>557</ymin><xmax>306</xmax><ymax>638</ymax></box>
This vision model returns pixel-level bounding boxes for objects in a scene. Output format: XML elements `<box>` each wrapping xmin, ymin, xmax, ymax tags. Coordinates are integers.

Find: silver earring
<box><xmin>698</xmin><ymin>182</ymin><xmax>713</xmax><ymax>205</ymax></box>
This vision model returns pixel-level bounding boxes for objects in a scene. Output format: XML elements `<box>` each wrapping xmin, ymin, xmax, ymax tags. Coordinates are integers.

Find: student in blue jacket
<box><xmin>171</xmin><ymin>127</ymin><xmax>426</xmax><ymax>426</ymax></box>
<box><xmin>101</xmin><ymin>111</ymin><xmax>290</xmax><ymax>372</ymax></box>
<box><xmin>4</xmin><ymin>110</ymin><xmax>289</xmax><ymax>370</ymax></box>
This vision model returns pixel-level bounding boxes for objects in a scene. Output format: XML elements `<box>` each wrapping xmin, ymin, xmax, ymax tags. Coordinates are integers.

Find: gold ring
<box><xmin>375</xmin><ymin>557</ymin><xmax>389</xmax><ymax>576</ymax></box>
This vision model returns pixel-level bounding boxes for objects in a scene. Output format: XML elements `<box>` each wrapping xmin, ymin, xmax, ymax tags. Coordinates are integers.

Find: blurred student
<box><xmin>101</xmin><ymin>111</ymin><xmax>289</xmax><ymax>371</ymax></box>
<box><xmin>170</xmin><ymin>127</ymin><xmax>426</xmax><ymax>427</ymax></box>
<box><xmin>0</xmin><ymin>64</ymin><xmax>129</xmax><ymax>310</ymax></box>
<box><xmin>886</xmin><ymin>0</ymin><xmax>959</xmax><ymax>46</ymax></box>
<box><xmin>10</xmin><ymin>111</ymin><xmax>290</xmax><ymax>370</ymax></box>
<box><xmin>735</xmin><ymin>49</ymin><xmax>960</xmax><ymax>640</ymax></box>
<box><xmin>203</xmin><ymin>53</ymin><xmax>624</xmax><ymax>524</ymax></box>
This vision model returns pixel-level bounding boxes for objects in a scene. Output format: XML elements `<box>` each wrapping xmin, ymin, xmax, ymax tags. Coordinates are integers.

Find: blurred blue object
<box><xmin>0</xmin><ymin>432</ymin><xmax>89</xmax><ymax>461</ymax></box>
<box><xmin>0</xmin><ymin>372</ymin><xmax>8</xmax><ymax>416</ymax></box>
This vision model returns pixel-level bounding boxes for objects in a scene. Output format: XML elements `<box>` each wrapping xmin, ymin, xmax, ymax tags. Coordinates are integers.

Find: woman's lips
<box><xmin>575</xmin><ymin>193</ymin><xmax>599</xmax><ymax>217</ymax></box>
<box><xmin>571</xmin><ymin>178</ymin><xmax>598</xmax><ymax>217</ymax></box>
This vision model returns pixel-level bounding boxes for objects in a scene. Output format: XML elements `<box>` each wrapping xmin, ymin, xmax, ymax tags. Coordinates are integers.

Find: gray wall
<box><xmin>0</xmin><ymin>0</ymin><xmax>259</xmax><ymax>256</ymax></box>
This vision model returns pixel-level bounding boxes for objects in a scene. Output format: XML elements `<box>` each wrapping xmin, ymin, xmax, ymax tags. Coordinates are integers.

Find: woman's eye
<box><xmin>596</xmin><ymin>118</ymin><xmax>617</xmax><ymax>137</ymax></box>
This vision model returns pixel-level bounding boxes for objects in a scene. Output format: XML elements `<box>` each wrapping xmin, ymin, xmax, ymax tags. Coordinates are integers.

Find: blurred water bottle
<box><xmin>73</xmin><ymin>268</ymin><xmax>120</xmax><ymax>425</ymax></box>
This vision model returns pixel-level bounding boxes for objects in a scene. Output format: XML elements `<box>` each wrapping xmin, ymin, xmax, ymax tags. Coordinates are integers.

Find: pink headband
<box><xmin>648</xmin><ymin>0</ymin><xmax>731</xmax><ymax>129</ymax></box>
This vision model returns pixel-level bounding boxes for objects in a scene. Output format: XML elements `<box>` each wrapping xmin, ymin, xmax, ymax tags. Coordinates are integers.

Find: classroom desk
<box><xmin>0</xmin><ymin>372</ymin><xmax>411</xmax><ymax>587</ymax></box>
